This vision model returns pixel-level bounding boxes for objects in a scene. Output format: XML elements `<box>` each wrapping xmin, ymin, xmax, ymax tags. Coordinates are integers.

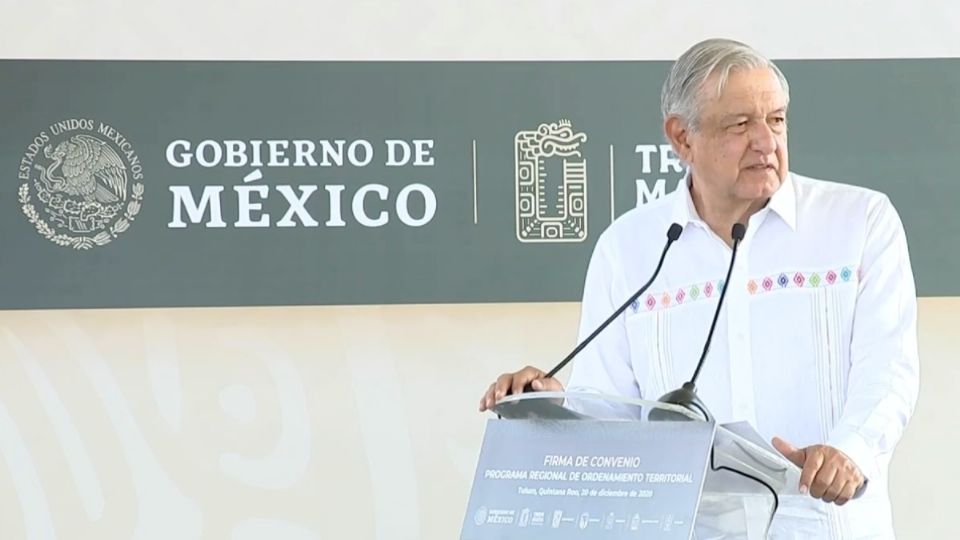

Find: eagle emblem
<box><xmin>40</xmin><ymin>134</ymin><xmax>128</xmax><ymax>205</ymax></box>
<box><xmin>19</xmin><ymin>123</ymin><xmax>144</xmax><ymax>250</ymax></box>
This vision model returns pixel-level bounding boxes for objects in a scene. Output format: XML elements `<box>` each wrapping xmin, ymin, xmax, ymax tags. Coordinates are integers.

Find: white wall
<box><xmin>3</xmin><ymin>1</ymin><xmax>959</xmax><ymax>60</ymax></box>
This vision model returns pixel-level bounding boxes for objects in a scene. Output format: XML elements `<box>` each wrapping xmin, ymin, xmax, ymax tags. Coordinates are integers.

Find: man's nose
<box><xmin>750</xmin><ymin>122</ymin><xmax>777</xmax><ymax>155</ymax></box>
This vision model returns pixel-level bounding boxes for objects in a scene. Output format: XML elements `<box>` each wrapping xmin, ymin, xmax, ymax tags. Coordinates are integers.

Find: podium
<box><xmin>461</xmin><ymin>392</ymin><xmax>801</xmax><ymax>539</ymax></box>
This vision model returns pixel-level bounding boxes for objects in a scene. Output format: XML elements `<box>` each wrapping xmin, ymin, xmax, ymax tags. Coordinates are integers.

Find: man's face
<box><xmin>680</xmin><ymin>67</ymin><xmax>789</xmax><ymax>204</ymax></box>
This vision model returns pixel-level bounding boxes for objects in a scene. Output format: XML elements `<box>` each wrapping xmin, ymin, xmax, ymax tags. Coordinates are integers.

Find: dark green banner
<box><xmin>1</xmin><ymin>60</ymin><xmax>956</xmax><ymax>309</ymax></box>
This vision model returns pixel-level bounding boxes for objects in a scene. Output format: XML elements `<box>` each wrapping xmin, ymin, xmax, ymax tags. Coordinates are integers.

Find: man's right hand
<box><xmin>478</xmin><ymin>365</ymin><xmax>565</xmax><ymax>412</ymax></box>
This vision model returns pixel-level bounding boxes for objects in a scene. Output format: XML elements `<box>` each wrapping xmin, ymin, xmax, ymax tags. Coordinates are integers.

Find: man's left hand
<box><xmin>772</xmin><ymin>437</ymin><xmax>864</xmax><ymax>505</ymax></box>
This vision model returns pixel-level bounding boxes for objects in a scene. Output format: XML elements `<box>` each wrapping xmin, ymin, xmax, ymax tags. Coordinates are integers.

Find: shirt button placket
<box><xmin>726</xmin><ymin>234</ymin><xmax>757</xmax><ymax>426</ymax></box>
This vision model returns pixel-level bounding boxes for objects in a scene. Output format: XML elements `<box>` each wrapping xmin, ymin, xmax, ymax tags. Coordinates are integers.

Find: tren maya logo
<box><xmin>18</xmin><ymin>118</ymin><xmax>144</xmax><ymax>249</ymax></box>
<box><xmin>514</xmin><ymin>119</ymin><xmax>588</xmax><ymax>243</ymax></box>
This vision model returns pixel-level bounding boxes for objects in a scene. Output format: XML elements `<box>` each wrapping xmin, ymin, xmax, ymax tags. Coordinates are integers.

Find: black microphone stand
<box><xmin>652</xmin><ymin>223</ymin><xmax>746</xmax><ymax>422</ymax></box>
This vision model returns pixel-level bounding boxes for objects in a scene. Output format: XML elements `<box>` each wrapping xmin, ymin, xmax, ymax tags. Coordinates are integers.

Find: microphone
<box><xmin>652</xmin><ymin>222</ymin><xmax>746</xmax><ymax>422</ymax></box>
<box><xmin>537</xmin><ymin>223</ymin><xmax>684</xmax><ymax>382</ymax></box>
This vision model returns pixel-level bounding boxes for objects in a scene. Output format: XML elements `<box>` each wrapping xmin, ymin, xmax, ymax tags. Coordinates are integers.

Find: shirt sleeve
<box><xmin>565</xmin><ymin>231</ymin><xmax>644</xmax><ymax>401</ymax></box>
<box><xmin>826</xmin><ymin>194</ymin><xmax>920</xmax><ymax>484</ymax></box>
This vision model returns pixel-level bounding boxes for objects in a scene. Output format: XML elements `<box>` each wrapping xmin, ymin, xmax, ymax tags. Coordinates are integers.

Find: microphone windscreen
<box><xmin>667</xmin><ymin>223</ymin><xmax>683</xmax><ymax>241</ymax></box>
<box><xmin>731</xmin><ymin>222</ymin><xmax>746</xmax><ymax>241</ymax></box>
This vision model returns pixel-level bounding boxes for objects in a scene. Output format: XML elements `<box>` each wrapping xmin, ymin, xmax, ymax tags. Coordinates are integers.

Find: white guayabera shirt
<box><xmin>567</xmin><ymin>172</ymin><xmax>919</xmax><ymax>539</ymax></box>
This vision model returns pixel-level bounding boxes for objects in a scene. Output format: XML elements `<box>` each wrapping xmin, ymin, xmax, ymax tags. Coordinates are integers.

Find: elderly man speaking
<box><xmin>480</xmin><ymin>39</ymin><xmax>919</xmax><ymax>538</ymax></box>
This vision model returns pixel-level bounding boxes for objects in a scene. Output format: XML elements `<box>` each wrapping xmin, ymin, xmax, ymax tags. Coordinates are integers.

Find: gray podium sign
<box><xmin>461</xmin><ymin>419</ymin><xmax>715</xmax><ymax>539</ymax></box>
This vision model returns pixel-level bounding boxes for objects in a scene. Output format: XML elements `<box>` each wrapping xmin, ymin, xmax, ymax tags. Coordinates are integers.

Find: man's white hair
<box><xmin>661</xmin><ymin>38</ymin><xmax>790</xmax><ymax>131</ymax></box>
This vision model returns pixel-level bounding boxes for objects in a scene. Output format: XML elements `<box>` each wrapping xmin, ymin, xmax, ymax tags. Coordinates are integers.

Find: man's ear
<box><xmin>664</xmin><ymin>116</ymin><xmax>693</xmax><ymax>164</ymax></box>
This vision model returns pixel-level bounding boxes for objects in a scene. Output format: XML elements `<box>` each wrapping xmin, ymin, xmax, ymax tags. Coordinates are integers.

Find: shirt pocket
<box><xmin>767</xmin><ymin>495</ymin><xmax>840</xmax><ymax>540</ymax></box>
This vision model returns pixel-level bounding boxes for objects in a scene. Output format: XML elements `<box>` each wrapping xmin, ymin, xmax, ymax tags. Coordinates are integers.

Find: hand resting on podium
<box><xmin>478</xmin><ymin>365</ymin><xmax>563</xmax><ymax>412</ymax></box>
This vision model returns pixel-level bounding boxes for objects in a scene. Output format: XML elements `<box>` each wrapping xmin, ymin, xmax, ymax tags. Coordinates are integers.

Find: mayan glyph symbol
<box><xmin>515</xmin><ymin>120</ymin><xmax>588</xmax><ymax>243</ymax></box>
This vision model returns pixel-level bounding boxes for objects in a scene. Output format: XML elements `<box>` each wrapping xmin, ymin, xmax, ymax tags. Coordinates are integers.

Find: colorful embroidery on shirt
<box><xmin>640</xmin><ymin>265</ymin><xmax>859</xmax><ymax>312</ymax></box>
